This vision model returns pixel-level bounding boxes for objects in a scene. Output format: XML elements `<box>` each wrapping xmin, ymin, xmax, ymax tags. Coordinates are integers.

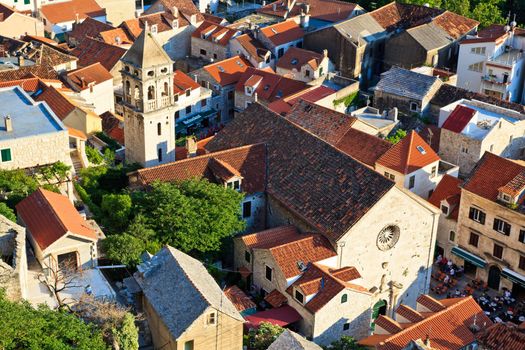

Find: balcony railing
<box><xmin>481</xmin><ymin>75</ymin><xmax>510</xmax><ymax>86</ymax></box>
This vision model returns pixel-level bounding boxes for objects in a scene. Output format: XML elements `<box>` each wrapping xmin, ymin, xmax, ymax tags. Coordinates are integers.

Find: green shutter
<box><xmin>24</xmin><ymin>0</ymin><xmax>30</xmax><ymax>4</ymax></box>
<box><xmin>1</xmin><ymin>149</ymin><xmax>11</xmax><ymax>162</ymax></box>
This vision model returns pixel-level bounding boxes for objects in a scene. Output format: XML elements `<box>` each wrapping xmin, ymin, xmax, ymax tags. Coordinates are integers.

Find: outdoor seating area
<box><xmin>430</xmin><ymin>257</ymin><xmax>525</xmax><ymax>325</ymax></box>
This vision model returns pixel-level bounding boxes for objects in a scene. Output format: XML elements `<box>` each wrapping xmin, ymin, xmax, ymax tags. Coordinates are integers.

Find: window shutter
<box><xmin>479</xmin><ymin>212</ymin><xmax>486</xmax><ymax>224</ymax></box>
<box><xmin>493</xmin><ymin>219</ymin><xmax>499</xmax><ymax>231</ymax></box>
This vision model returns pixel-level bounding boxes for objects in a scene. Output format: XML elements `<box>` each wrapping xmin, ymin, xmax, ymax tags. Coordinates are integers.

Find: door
<box><xmin>371</xmin><ymin>299</ymin><xmax>387</xmax><ymax>330</ymax></box>
<box><xmin>464</xmin><ymin>261</ymin><xmax>477</xmax><ymax>278</ymax></box>
<box><xmin>488</xmin><ymin>265</ymin><xmax>501</xmax><ymax>290</ymax></box>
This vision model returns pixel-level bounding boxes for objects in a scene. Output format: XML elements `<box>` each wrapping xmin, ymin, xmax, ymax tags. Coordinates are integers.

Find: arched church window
<box><xmin>134</xmin><ymin>85</ymin><xmax>140</xmax><ymax>99</ymax></box>
<box><xmin>163</xmin><ymin>82</ymin><xmax>169</xmax><ymax>96</ymax></box>
<box><xmin>125</xmin><ymin>81</ymin><xmax>131</xmax><ymax>95</ymax></box>
<box><xmin>157</xmin><ymin>122</ymin><xmax>162</xmax><ymax>136</ymax></box>
<box><xmin>148</xmin><ymin>86</ymin><xmax>155</xmax><ymax>100</ymax></box>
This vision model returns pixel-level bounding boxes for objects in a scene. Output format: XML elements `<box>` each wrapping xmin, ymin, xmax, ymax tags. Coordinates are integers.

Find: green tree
<box><xmin>385</xmin><ymin>129</ymin><xmax>407</xmax><ymax>144</ymax></box>
<box><xmin>100</xmin><ymin>193</ymin><xmax>132</xmax><ymax>233</ymax></box>
<box><xmin>244</xmin><ymin>322</ymin><xmax>284</xmax><ymax>350</ymax></box>
<box><xmin>323</xmin><ymin>336</ymin><xmax>366</xmax><ymax>350</ymax></box>
<box><xmin>0</xmin><ymin>203</ymin><xmax>16</xmax><ymax>222</ymax></box>
<box><xmin>442</xmin><ymin>0</ymin><xmax>470</xmax><ymax>15</ymax></box>
<box><xmin>0</xmin><ymin>290</ymin><xmax>108</xmax><ymax>350</ymax></box>
<box><xmin>472</xmin><ymin>0</ymin><xmax>505</xmax><ymax>28</ymax></box>
<box><xmin>114</xmin><ymin>313</ymin><xmax>139</xmax><ymax>350</ymax></box>
<box><xmin>134</xmin><ymin>179</ymin><xmax>245</xmax><ymax>255</ymax></box>
<box><xmin>0</xmin><ymin>169</ymin><xmax>39</xmax><ymax>208</ymax></box>
<box><xmin>86</xmin><ymin>146</ymin><xmax>104</xmax><ymax>165</ymax></box>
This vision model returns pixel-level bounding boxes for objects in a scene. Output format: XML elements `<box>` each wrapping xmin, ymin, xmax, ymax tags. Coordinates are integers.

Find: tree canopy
<box><xmin>0</xmin><ymin>290</ymin><xmax>108</xmax><ymax>350</ymax></box>
<box><xmin>323</xmin><ymin>336</ymin><xmax>366</xmax><ymax>350</ymax></box>
<box><xmin>244</xmin><ymin>322</ymin><xmax>284</xmax><ymax>350</ymax></box>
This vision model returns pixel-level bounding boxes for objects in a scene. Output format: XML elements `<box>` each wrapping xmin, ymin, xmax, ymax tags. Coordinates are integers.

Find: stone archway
<box><xmin>488</xmin><ymin>265</ymin><xmax>501</xmax><ymax>290</ymax></box>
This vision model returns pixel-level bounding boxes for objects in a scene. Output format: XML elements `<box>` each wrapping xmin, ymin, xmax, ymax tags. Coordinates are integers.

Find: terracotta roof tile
<box><xmin>417</xmin><ymin>294</ymin><xmax>445</xmax><ymax>312</ymax></box>
<box><xmin>463</xmin><ymin>152</ymin><xmax>525</xmax><ymax>204</ymax></box>
<box><xmin>100</xmin><ymin>111</ymin><xmax>124</xmax><ymax>145</ymax></box>
<box><xmin>0</xmin><ymin>77</ymin><xmax>41</xmax><ymax>92</ymax></box>
<box><xmin>240</xmin><ymin>225</ymin><xmax>300</xmax><ymax>249</ymax></box>
<box><xmin>277</xmin><ymin>47</ymin><xmax>324</xmax><ymax>71</ymax></box>
<box><xmin>369</xmin><ymin>2</ymin><xmax>443</xmax><ymax>32</ymax></box>
<box><xmin>224</xmin><ymin>285</ymin><xmax>256</xmax><ymax>312</ymax></box>
<box><xmin>499</xmin><ymin>170</ymin><xmax>525</xmax><ymax>197</ymax></box>
<box><xmin>41</xmin><ymin>0</ymin><xmax>106</xmax><ymax>24</ymax></box>
<box><xmin>428</xmin><ymin>174</ymin><xmax>462</xmax><ymax>220</ymax></box>
<box><xmin>208</xmin><ymin>157</ymin><xmax>241</xmax><ymax>181</ymax></box>
<box><xmin>260</xmin><ymin>20</ymin><xmax>305</xmax><ymax>46</ymax></box>
<box><xmin>286</xmin><ymin>263</ymin><xmax>368</xmax><ymax>313</ymax></box>
<box><xmin>99</xmin><ymin>28</ymin><xmax>134</xmax><ymax>46</ymax></box>
<box><xmin>233</xmin><ymin>34</ymin><xmax>270</xmax><ymax>63</ymax></box>
<box><xmin>266</xmin><ymin>234</ymin><xmax>336</xmax><ymax>278</ymax></box>
<box><xmin>336</xmin><ymin>128</ymin><xmax>392</xmax><ymax>167</ymax></box>
<box><xmin>34</xmin><ymin>84</ymin><xmax>75</xmax><ymax>120</ymax></box>
<box><xmin>173</xmin><ymin>70</ymin><xmax>200</xmax><ymax>94</ymax></box>
<box><xmin>265</xmin><ymin>289</ymin><xmax>288</xmax><ymax>308</ymax></box>
<box><xmin>147</xmin><ymin>0</ymin><xmax>204</xmax><ymax>22</ymax></box>
<box><xmin>174</xmin><ymin>137</ymin><xmax>212</xmax><ymax>159</ymax></box>
<box><xmin>442</xmin><ymin>105</ymin><xmax>476</xmax><ymax>133</ymax></box>
<box><xmin>376</xmin><ymin>130</ymin><xmax>440</xmax><ymax>174</ymax></box>
<box><xmin>375</xmin><ymin>315</ymin><xmax>404</xmax><ymax>333</ymax></box>
<box><xmin>476</xmin><ymin>322</ymin><xmax>525</xmax><ymax>350</ymax></box>
<box><xmin>0</xmin><ymin>3</ymin><xmax>15</xmax><ymax>21</ymax></box>
<box><xmin>268</xmin><ymin>86</ymin><xmax>335</xmax><ymax>115</ymax></box>
<box><xmin>206</xmin><ymin>103</ymin><xmax>395</xmax><ymax>242</ymax></box>
<box><xmin>132</xmin><ymin>143</ymin><xmax>266</xmax><ymax>194</ymax></box>
<box><xmin>203</xmin><ymin>56</ymin><xmax>252</xmax><ymax>86</ymax></box>
<box><xmin>431</xmin><ymin>11</ymin><xmax>479</xmax><ymax>40</ymax></box>
<box><xmin>395</xmin><ymin>304</ymin><xmax>424</xmax><ymax>323</ymax></box>
<box><xmin>361</xmin><ymin>296</ymin><xmax>492</xmax><ymax>350</ymax></box>
<box><xmin>66</xmin><ymin>63</ymin><xmax>113</xmax><ymax>91</ymax></box>
<box><xmin>68</xmin><ymin>17</ymin><xmax>114</xmax><ymax>43</ymax></box>
<box><xmin>192</xmin><ymin>21</ymin><xmax>238</xmax><ymax>46</ymax></box>
<box><xmin>257</xmin><ymin>0</ymin><xmax>358</xmax><ymax>23</ymax></box>
<box><xmin>68</xmin><ymin>127</ymin><xmax>87</xmax><ymax>140</ymax></box>
<box><xmin>71</xmin><ymin>37</ymin><xmax>126</xmax><ymax>71</ymax></box>
<box><xmin>16</xmin><ymin>188</ymin><xmax>98</xmax><ymax>251</ymax></box>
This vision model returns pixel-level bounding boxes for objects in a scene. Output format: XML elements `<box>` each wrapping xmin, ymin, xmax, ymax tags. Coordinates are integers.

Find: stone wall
<box><xmin>190</xmin><ymin>37</ymin><xmax>229</xmax><ymax>62</ymax></box>
<box><xmin>0</xmin><ymin>216</ymin><xmax>27</xmax><ymax>301</ymax></box>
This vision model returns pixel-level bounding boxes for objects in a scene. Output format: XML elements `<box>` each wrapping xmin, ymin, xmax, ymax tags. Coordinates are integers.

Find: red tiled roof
<box><xmin>244</xmin><ymin>305</ymin><xmax>302</xmax><ymax>328</ymax></box>
<box><xmin>100</xmin><ymin>111</ymin><xmax>124</xmax><ymax>145</ymax></box>
<box><xmin>66</xmin><ymin>63</ymin><xmax>113</xmax><ymax>91</ymax></box>
<box><xmin>0</xmin><ymin>77</ymin><xmax>41</xmax><ymax>92</ymax></box>
<box><xmin>286</xmin><ymin>263</ymin><xmax>368</xmax><ymax>313</ymax></box>
<box><xmin>16</xmin><ymin>188</ymin><xmax>98</xmax><ymax>251</ymax></box>
<box><xmin>499</xmin><ymin>170</ymin><xmax>525</xmax><ymax>197</ymax></box>
<box><xmin>236</xmin><ymin>67</ymin><xmax>307</xmax><ymax>103</ymax></box>
<box><xmin>463</xmin><ymin>152</ymin><xmax>525</xmax><ymax>204</ymax></box>
<box><xmin>336</xmin><ymin>128</ymin><xmax>392</xmax><ymax>167</ymax></box>
<box><xmin>41</xmin><ymin>0</ymin><xmax>105</xmax><ymax>24</ymax></box>
<box><xmin>192</xmin><ymin>21</ymin><xmax>238</xmax><ymax>46</ymax></box>
<box><xmin>0</xmin><ymin>3</ymin><xmax>14</xmax><ymax>21</ymax></box>
<box><xmin>431</xmin><ymin>11</ymin><xmax>478</xmax><ymax>40</ymax></box>
<box><xmin>476</xmin><ymin>322</ymin><xmax>525</xmax><ymax>350</ymax></box>
<box><xmin>268</xmin><ymin>86</ymin><xmax>335</xmax><ymax>115</ymax></box>
<box><xmin>257</xmin><ymin>0</ymin><xmax>358</xmax><ymax>23</ymax></box>
<box><xmin>173</xmin><ymin>70</ymin><xmax>200</xmax><ymax>94</ymax></box>
<box><xmin>99</xmin><ymin>28</ymin><xmax>134</xmax><ymax>46</ymax></box>
<box><xmin>147</xmin><ymin>0</ymin><xmax>204</xmax><ymax>22</ymax></box>
<box><xmin>417</xmin><ymin>294</ymin><xmax>446</xmax><ymax>312</ymax></box>
<box><xmin>265</xmin><ymin>289</ymin><xmax>288</xmax><ymax>308</ymax></box>
<box><xmin>267</xmin><ymin>234</ymin><xmax>336</xmax><ymax>278</ymax></box>
<box><xmin>68</xmin><ymin>127</ymin><xmax>87</xmax><ymax>140</ymax></box>
<box><xmin>277</xmin><ymin>47</ymin><xmax>325</xmax><ymax>71</ymax></box>
<box><xmin>395</xmin><ymin>304</ymin><xmax>424</xmax><ymax>323</ymax></box>
<box><xmin>240</xmin><ymin>226</ymin><xmax>300</xmax><ymax>249</ymax></box>
<box><xmin>428</xmin><ymin>174</ymin><xmax>462</xmax><ymax>220</ymax></box>
<box><xmin>203</xmin><ymin>56</ymin><xmax>252</xmax><ymax>86</ymax></box>
<box><xmin>208</xmin><ymin>157</ymin><xmax>241</xmax><ymax>181</ymax></box>
<box><xmin>174</xmin><ymin>136</ymin><xmax>212</xmax><ymax>159</ymax></box>
<box><xmin>375</xmin><ymin>315</ymin><xmax>404</xmax><ymax>333</ymax></box>
<box><xmin>71</xmin><ymin>37</ymin><xmax>126</xmax><ymax>71</ymax></box>
<box><xmin>202</xmin><ymin>13</ymin><xmax>226</xmax><ymax>24</ymax></box>
<box><xmin>376</xmin><ymin>130</ymin><xmax>440</xmax><ymax>174</ymax></box>
<box><xmin>233</xmin><ymin>34</ymin><xmax>270</xmax><ymax>64</ymax></box>
<box><xmin>224</xmin><ymin>285</ymin><xmax>256</xmax><ymax>312</ymax></box>
<box><xmin>442</xmin><ymin>105</ymin><xmax>476</xmax><ymax>133</ymax></box>
<box><xmin>68</xmin><ymin>17</ymin><xmax>114</xmax><ymax>43</ymax></box>
<box><xmin>260</xmin><ymin>20</ymin><xmax>305</xmax><ymax>46</ymax></box>
<box><xmin>34</xmin><ymin>84</ymin><xmax>76</xmax><ymax>120</ymax></box>
<box><xmin>132</xmin><ymin>143</ymin><xmax>266</xmax><ymax>193</ymax></box>
<box><xmin>360</xmin><ymin>296</ymin><xmax>492</xmax><ymax>350</ymax></box>
<box><xmin>369</xmin><ymin>2</ymin><xmax>443</xmax><ymax>32</ymax></box>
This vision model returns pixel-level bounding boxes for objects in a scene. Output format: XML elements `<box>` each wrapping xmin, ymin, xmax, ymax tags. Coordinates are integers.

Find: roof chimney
<box><xmin>272</xmin><ymin>2</ymin><xmax>277</xmax><ymax>11</ymax></box>
<box><xmin>75</xmin><ymin>13</ymin><xmax>80</xmax><ymax>24</ymax></box>
<box><xmin>185</xmin><ymin>136</ymin><xmax>197</xmax><ymax>158</ymax></box>
<box><xmin>18</xmin><ymin>55</ymin><xmax>24</xmax><ymax>66</ymax></box>
<box><xmin>4</xmin><ymin>115</ymin><xmax>12</xmax><ymax>132</ymax></box>
<box><xmin>424</xmin><ymin>334</ymin><xmax>431</xmax><ymax>347</ymax></box>
<box><xmin>172</xmin><ymin>6</ymin><xmax>179</xmax><ymax>17</ymax></box>
<box><xmin>190</xmin><ymin>14</ymin><xmax>197</xmax><ymax>25</ymax></box>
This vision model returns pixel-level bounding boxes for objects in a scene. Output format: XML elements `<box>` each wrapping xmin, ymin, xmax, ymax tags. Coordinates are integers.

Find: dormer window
<box><xmin>441</xmin><ymin>203</ymin><xmax>449</xmax><ymax>216</ymax></box>
<box><xmin>227</xmin><ymin>179</ymin><xmax>241</xmax><ymax>191</ymax></box>
<box><xmin>245</xmin><ymin>86</ymin><xmax>253</xmax><ymax>96</ymax></box>
<box><xmin>207</xmin><ymin>312</ymin><xmax>216</xmax><ymax>325</ymax></box>
<box><xmin>151</xmin><ymin>24</ymin><xmax>158</xmax><ymax>34</ymax></box>
<box><xmin>294</xmin><ymin>289</ymin><xmax>304</xmax><ymax>304</ymax></box>
<box><xmin>172</xmin><ymin>19</ymin><xmax>179</xmax><ymax>29</ymax></box>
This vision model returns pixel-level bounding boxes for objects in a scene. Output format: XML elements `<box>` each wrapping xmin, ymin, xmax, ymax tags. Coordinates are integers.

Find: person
<box><xmin>444</xmin><ymin>275</ymin><xmax>450</xmax><ymax>284</ymax></box>
<box><xmin>455</xmin><ymin>289</ymin><xmax>461</xmax><ymax>297</ymax></box>
<box><xmin>436</xmin><ymin>254</ymin><xmax>442</xmax><ymax>265</ymax></box>
<box><xmin>504</xmin><ymin>290</ymin><xmax>512</xmax><ymax>299</ymax></box>
<box><xmin>449</xmin><ymin>268</ymin><xmax>455</xmax><ymax>277</ymax></box>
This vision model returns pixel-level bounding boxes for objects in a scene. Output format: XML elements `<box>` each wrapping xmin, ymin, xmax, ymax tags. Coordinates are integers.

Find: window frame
<box><xmin>408</xmin><ymin>175</ymin><xmax>415</xmax><ymax>189</ymax></box>
<box><xmin>493</xmin><ymin>218</ymin><xmax>511</xmax><ymax>236</ymax></box>
<box><xmin>244</xmin><ymin>250</ymin><xmax>250</xmax><ymax>263</ymax></box>
<box><xmin>493</xmin><ymin>243</ymin><xmax>503</xmax><ymax>260</ymax></box>
<box><xmin>341</xmin><ymin>294</ymin><xmax>348</xmax><ymax>303</ymax></box>
<box><xmin>0</xmin><ymin>148</ymin><xmax>12</xmax><ymax>163</ymax></box>
<box><xmin>469</xmin><ymin>207</ymin><xmax>486</xmax><ymax>224</ymax></box>
<box><xmin>265</xmin><ymin>265</ymin><xmax>272</xmax><ymax>281</ymax></box>
<box><xmin>469</xmin><ymin>232</ymin><xmax>479</xmax><ymax>247</ymax></box>
<box><xmin>294</xmin><ymin>289</ymin><xmax>304</xmax><ymax>304</ymax></box>
<box><xmin>449</xmin><ymin>230</ymin><xmax>455</xmax><ymax>242</ymax></box>
<box><xmin>519</xmin><ymin>256</ymin><xmax>525</xmax><ymax>271</ymax></box>
<box><xmin>242</xmin><ymin>201</ymin><xmax>252</xmax><ymax>219</ymax></box>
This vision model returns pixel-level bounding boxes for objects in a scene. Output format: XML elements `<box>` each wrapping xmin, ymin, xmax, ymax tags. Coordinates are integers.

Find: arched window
<box><xmin>134</xmin><ymin>85</ymin><xmax>140</xmax><ymax>99</ymax></box>
<box><xmin>163</xmin><ymin>82</ymin><xmax>169</xmax><ymax>96</ymax></box>
<box><xmin>158</xmin><ymin>148</ymin><xmax>163</xmax><ymax>162</ymax></box>
<box><xmin>148</xmin><ymin>86</ymin><xmax>155</xmax><ymax>100</ymax></box>
<box><xmin>341</xmin><ymin>294</ymin><xmax>348</xmax><ymax>304</ymax></box>
<box><xmin>157</xmin><ymin>122</ymin><xmax>162</xmax><ymax>136</ymax></box>
<box><xmin>125</xmin><ymin>81</ymin><xmax>131</xmax><ymax>95</ymax></box>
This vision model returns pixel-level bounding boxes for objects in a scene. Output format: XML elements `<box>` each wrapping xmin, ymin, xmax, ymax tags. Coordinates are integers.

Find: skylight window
<box><xmin>271</xmin><ymin>28</ymin><xmax>278</xmax><ymax>34</ymax></box>
<box><xmin>218</xmin><ymin>66</ymin><xmax>225</xmax><ymax>72</ymax></box>
<box><xmin>263</xmin><ymin>84</ymin><xmax>270</xmax><ymax>91</ymax></box>
<box><xmin>291</xmin><ymin>58</ymin><xmax>298</xmax><ymax>65</ymax></box>
<box><xmin>416</xmin><ymin>146</ymin><xmax>426</xmax><ymax>154</ymax></box>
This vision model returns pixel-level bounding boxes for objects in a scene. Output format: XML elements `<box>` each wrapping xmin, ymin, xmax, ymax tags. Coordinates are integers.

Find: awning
<box><xmin>244</xmin><ymin>305</ymin><xmax>302</xmax><ymax>329</ymax></box>
<box><xmin>451</xmin><ymin>246</ymin><xmax>487</xmax><ymax>268</ymax></box>
<box><xmin>502</xmin><ymin>268</ymin><xmax>525</xmax><ymax>287</ymax></box>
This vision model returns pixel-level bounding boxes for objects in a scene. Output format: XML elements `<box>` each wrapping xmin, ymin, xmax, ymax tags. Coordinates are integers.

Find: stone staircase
<box><xmin>70</xmin><ymin>152</ymin><xmax>83</xmax><ymax>175</ymax></box>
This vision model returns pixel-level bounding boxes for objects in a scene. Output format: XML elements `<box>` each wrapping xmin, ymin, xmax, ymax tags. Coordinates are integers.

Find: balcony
<box><xmin>487</xmin><ymin>48</ymin><xmax>523</xmax><ymax>68</ymax></box>
<box><xmin>438</xmin><ymin>160</ymin><xmax>459</xmax><ymax>177</ymax></box>
<box><xmin>481</xmin><ymin>75</ymin><xmax>510</xmax><ymax>86</ymax></box>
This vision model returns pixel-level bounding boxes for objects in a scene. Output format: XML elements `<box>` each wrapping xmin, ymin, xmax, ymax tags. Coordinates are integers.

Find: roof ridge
<box><xmin>37</xmin><ymin>188</ymin><xmax>70</xmax><ymax>235</ymax></box>
<box><xmin>404</xmin><ymin>130</ymin><xmax>416</xmax><ymax>174</ymax></box>
<box><xmin>267</xmin><ymin>233</ymin><xmax>319</xmax><ymax>250</ymax></box>
<box><xmin>383</xmin><ymin>297</ymin><xmax>475</xmax><ymax>343</ymax></box>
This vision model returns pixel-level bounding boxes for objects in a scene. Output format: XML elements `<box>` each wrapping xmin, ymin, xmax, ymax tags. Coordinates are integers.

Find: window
<box><xmin>410</xmin><ymin>102</ymin><xmax>419</xmax><ymax>112</ymax></box>
<box><xmin>520</xmin><ymin>256</ymin><xmax>525</xmax><ymax>270</ymax></box>
<box><xmin>174</xmin><ymin>94</ymin><xmax>179</xmax><ymax>102</ymax></box>
<box><xmin>243</xmin><ymin>201</ymin><xmax>252</xmax><ymax>218</ymax></box>
<box><xmin>319</xmin><ymin>67</ymin><xmax>324</xmax><ymax>76</ymax></box>
<box><xmin>228</xmin><ymin>90</ymin><xmax>234</xmax><ymax>100</ymax></box>
<box><xmin>441</xmin><ymin>204</ymin><xmax>449</xmax><ymax>215</ymax></box>
<box><xmin>200</xmin><ymin>48</ymin><xmax>207</xmax><ymax>56</ymax></box>
<box><xmin>213</xmin><ymin>53</ymin><xmax>217</xmax><ymax>59</ymax></box>
<box><xmin>158</xmin><ymin>148</ymin><xmax>163</xmax><ymax>162</ymax></box>
<box><xmin>184</xmin><ymin>341</ymin><xmax>194</xmax><ymax>350</ymax></box>
<box><xmin>461</xmin><ymin>146</ymin><xmax>469</xmax><ymax>153</ymax></box>
<box><xmin>470</xmin><ymin>47</ymin><xmax>486</xmax><ymax>55</ymax></box>
<box><xmin>493</xmin><ymin>218</ymin><xmax>511</xmax><ymax>236</ymax></box>
<box><xmin>519</xmin><ymin>230</ymin><xmax>525</xmax><ymax>244</ymax></box>
<box><xmin>384</xmin><ymin>172</ymin><xmax>395</xmax><ymax>180</ymax></box>
<box><xmin>186</xmin><ymin>89</ymin><xmax>191</xmax><ymax>97</ymax></box>
<box><xmin>305</xmin><ymin>70</ymin><xmax>310</xmax><ymax>77</ymax></box>
<box><xmin>277</xmin><ymin>48</ymin><xmax>284</xmax><ymax>58</ymax></box>
<box><xmin>468</xmin><ymin>62</ymin><xmax>484</xmax><ymax>72</ymax></box>
<box><xmin>341</xmin><ymin>294</ymin><xmax>348</xmax><ymax>303</ymax></box>
<box><xmin>469</xmin><ymin>207</ymin><xmax>486</xmax><ymax>224</ymax></box>
<box><xmin>175</xmin><ymin>110</ymin><xmax>179</xmax><ymax>119</ymax></box>
<box><xmin>207</xmin><ymin>312</ymin><xmax>216</xmax><ymax>325</ymax></box>
<box><xmin>469</xmin><ymin>232</ymin><xmax>479</xmax><ymax>247</ymax></box>
<box><xmin>24</xmin><ymin>0</ymin><xmax>30</xmax><ymax>4</ymax></box>
<box><xmin>294</xmin><ymin>289</ymin><xmax>304</xmax><ymax>303</ymax></box>
<box><xmin>265</xmin><ymin>265</ymin><xmax>272</xmax><ymax>281</ymax></box>
<box><xmin>490</xmin><ymin>144</ymin><xmax>494</xmax><ymax>152</ymax></box>
<box><xmin>431</xmin><ymin>166</ymin><xmax>437</xmax><ymax>178</ymax></box>
<box><xmin>186</xmin><ymin>105</ymin><xmax>192</xmax><ymax>114</ymax></box>
<box><xmin>493</xmin><ymin>243</ymin><xmax>503</xmax><ymax>259</ymax></box>
<box><xmin>409</xmin><ymin>175</ymin><xmax>415</xmax><ymax>189</ymax></box>
<box><xmin>0</xmin><ymin>148</ymin><xmax>11</xmax><ymax>162</ymax></box>
<box><xmin>157</xmin><ymin>122</ymin><xmax>161</xmax><ymax>136</ymax></box>
<box><xmin>343</xmin><ymin>323</ymin><xmax>350</xmax><ymax>331</ymax></box>
<box><xmin>449</xmin><ymin>230</ymin><xmax>455</xmax><ymax>242</ymax></box>
<box><xmin>245</xmin><ymin>250</ymin><xmax>250</xmax><ymax>263</ymax></box>
<box><xmin>201</xmin><ymin>99</ymin><xmax>207</xmax><ymax>107</ymax></box>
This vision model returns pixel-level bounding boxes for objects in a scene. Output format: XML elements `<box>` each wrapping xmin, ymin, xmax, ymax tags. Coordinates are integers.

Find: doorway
<box><xmin>463</xmin><ymin>261</ymin><xmax>477</xmax><ymax>278</ymax></box>
<box><xmin>57</xmin><ymin>251</ymin><xmax>78</xmax><ymax>270</ymax></box>
<box><xmin>488</xmin><ymin>265</ymin><xmax>501</xmax><ymax>290</ymax></box>
<box><xmin>371</xmin><ymin>299</ymin><xmax>388</xmax><ymax>330</ymax></box>
<box><xmin>512</xmin><ymin>283</ymin><xmax>525</xmax><ymax>299</ymax></box>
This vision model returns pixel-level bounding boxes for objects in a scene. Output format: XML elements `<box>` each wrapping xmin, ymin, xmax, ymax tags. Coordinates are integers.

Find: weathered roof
<box><xmin>260</xmin><ymin>20</ymin><xmax>305</xmax><ymax>46</ymax></box>
<box><xmin>40</xmin><ymin>0</ymin><xmax>105</xmax><ymax>24</ymax></box>
<box><xmin>68</xmin><ymin>17</ymin><xmax>114</xmax><ymax>44</ymax></box>
<box><xmin>16</xmin><ymin>188</ymin><xmax>97</xmax><ymax>251</ymax></box>
<box><xmin>375</xmin><ymin>66</ymin><xmax>441</xmax><ymax>101</ymax></box>
<box><xmin>376</xmin><ymin>130</ymin><xmax>440</xmax><ymax>174</ymax></box>
<box><xmin>268</xmin><ymin>329</ymin><xmax>323</xmax><ymax>350</ymax></box>
<box><xmin>406</xmin><ymin>23</ymin><xmax>452</xmax><ymax>51</ymax></box>
<box><xmin>33</xmin><ymin>84</ymin><xmax>76</xmax><ymax>120</ymax></box>
<box><xmin>138</xmin><ymin>246</ymin><xmax>243</xmax><ymax>340</ymax></box>
<box><xmin>71</xmin><ymin>37</ymin><xmax>126</xmax><ymax>72</ymax></box>
<box><xmin>240</xmin><ymin>225</ymin><xmax>300</xmax><ymax>250</ymax></box>
<box><xmin>476</xmin><ymin>322</ymin><xmax>525</xmax><ymax>350</ymax></box>
<box><xmin>268</xmin><ymin>86</ymin><xmax>335</xmax><ymax>115</ymax></box>
<box><xmin>65</xmin><ymin>63</ymin><xmax>113</xmax><ymax>91</ymax></box>
<box><xmin>233</xmin><ymin>34</ymin><xmax>270</xmax><ymax>63</ymax></box>
<box><xmin>146</xmin><ymin>0</ymin><xmax>204</xmax><ymax>22</ymax></box>
<box><xmin>121</xmin><ymin>29</ymin><xmax>172</xmax><ymax>68</ymax></box>
<box><xmin>428</xmin><ymin>174</ymin><xmax>461</xmax><ymax>220</ymax></box>
<box><xmin>206</xmin><ymin>103</ymin><xmax>395</xmax><ymax>242</ymax></box>
<box><xmin>257</xmin><ymin>0</ymin><xmax>358</xmax><ymax>23</ymax></box>
<box><xmin>277</xmin><ymin>47</ymin><xmax>325</xmax><ymax>71</ymax></box>
<box><xmin>192</xmin><ymin>21</ymin><xmax>239</xmax><ymax>46</ymax></box>
<box><xmin>335</xmin><ymin>128</ymin><xmax>392</xmax><ymax>167</ymax></box>
<box><xmin>224</xmin><ymin>285</ymin><xmax>256</xmax><ymax>312</ymax></box>
<box><xmin>202</xmin><ymin>55</ymin><xmax>251</xmax><ymax>86</ymax></box>
<box><xmin>334</xmin><ymin>13</ymin><xmax>385</xmax><ymax>45</ymax></box>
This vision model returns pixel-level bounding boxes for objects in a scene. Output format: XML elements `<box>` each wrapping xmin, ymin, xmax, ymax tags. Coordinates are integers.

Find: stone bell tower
<box><xmin>120</xmin><ymin>26</ymin><xmax>175</xmax><ymax>167</ymax></box>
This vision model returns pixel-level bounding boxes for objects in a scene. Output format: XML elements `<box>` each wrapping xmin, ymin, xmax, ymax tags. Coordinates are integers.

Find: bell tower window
<box><xmin>148</xmin><ymin>86</ymin><xmax>155</xmax><ymax>100</ymax></box>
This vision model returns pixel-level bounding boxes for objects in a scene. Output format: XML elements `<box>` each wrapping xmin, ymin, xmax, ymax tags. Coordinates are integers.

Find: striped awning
<box><xmin>451</xmin><ymin>246</ymin><xmax>487</xmax><ymax>268</ymax></box>
<box><xmin>501</xmin><ymin>268</ymin><xmax>525</xmax><ymax>287</ymax></box>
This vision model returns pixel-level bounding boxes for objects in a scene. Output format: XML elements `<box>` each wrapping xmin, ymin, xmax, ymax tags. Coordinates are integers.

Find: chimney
<box><xmin>300</xmin><ymin>10</ymin><xmax>309</xmax><ymax>29</ymax></box>
<box><xmin>172</xmin><ymin>6</ymin><xmax>179</xmax><ymax>17</ymax></box>
<box><xmin>193</xmin><ymin>74</ymin><xmax>198</xmax><ymax>82</ymax></box>
<box><xmin>75</xmin><ymin>13</ymin><xmax>80</xmax><ymax>24</ymax></box>
<box><xmin>79</xmin><ymin>76</ymin><xmax>86</xmax><ymax>88</ymax></box>
<box><xmin>18</xmin><ymin>55</ymin><xmax>24</xmax><ymax>66</ymax></box>
<box><xmin>389</xmin><ymin>107</ymin><xmax>398</xmax><ymax>122</ymax></box>
<box><xmin>185</xmin><ymin>136</ymin><xmax>197</xmax><ymax>158</ymax></box>
<box><xmin>287</xmin><ymin>0</ymin><xmax>292</xmax><ymax>9</ymax></box>
<box><xmin>190</xmin><ymin>14</ymin><xmax>197</xmax><ymax>25</ymax></box>
<box><xmin>4</xmin><ymin>115</ymin><xmax>12</xmax><ymax>132</ymax></box>
<box><xmin>323</xmin><ymin>49</ymin><xmax>328</xmax><ymax>57</ymax></box>
<box><xmin>424</xmin><ymin>335</ymin><xmax>430</xmax><ymax>347</ymax></box>
<box><xmin>254</xmin><ymin>92</ymin><xmax>258</xmax><ymax>103</ymax></box>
